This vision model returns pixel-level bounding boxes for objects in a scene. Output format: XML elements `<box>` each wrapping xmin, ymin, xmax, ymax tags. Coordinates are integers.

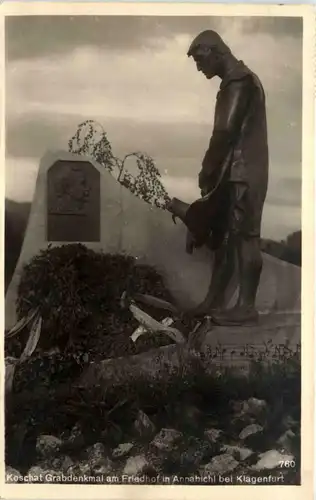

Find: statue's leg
<box><xmin>211</xmin><ymin>182</ymin><xmax>265</xmax><ymax>326</ymax></box>
<box><xmin>236</xmin><ymin>235</ymin><xmax>263</xmax><ymax>309</ymax></box>
<box><xmin>187</xmin><ymin>234</ymin><xmax>236</xmax><ymax>317</ymax></box>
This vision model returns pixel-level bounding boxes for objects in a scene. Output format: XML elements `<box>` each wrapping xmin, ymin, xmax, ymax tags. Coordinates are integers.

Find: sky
<box><xmin>5</xmin><ymin>15</ymin><xmax>302</xmax><ymax>240</ymax></box>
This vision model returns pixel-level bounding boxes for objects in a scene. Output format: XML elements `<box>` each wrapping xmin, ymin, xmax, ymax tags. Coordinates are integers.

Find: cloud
<box><xmin>241</xmin><ymin>16</ymin><xmax>303</xmax><ymax>36</ymax></box>
<box><xmin>6</xmin><ymin>37</ymin><xmax>213</xmax><ymax>125</ymax></box>
<box><xmin>162</xmin><ymin>175</ymin><xmax>200</xmax><ymax>203</ymax></box>
<box><xmin>5</xmin><ymin>16</ymin><xmax>302</xmax><ymax>239</ymax></box>
<box><xmin>261</xmin><ymin>204</ymin><xmax>301</xmax><ymax>240</ymax></box>
<box><xmin>6</xmin><ymin>24</ymin><xmax>302</xmax><ymax>127</ymax></box>
<box><xmin>6</xmin><ymin>15</ymin><xmax>302</xmax><ymax>61</ymax></box>
<box><xmin>6</xmin><ymin>28</ymin><xmax>302</xmax><ymax>174</ymax></box>
<box><xmin>6</xmin><ymin>114</ymin><xmax>209</xmax><ymax>169</ymax></box>
<box><xmin>5</xmin><ymin>157</ymin><xmax>38</xmax><ymax>202</ymax></box>
<box><xmin>268</xmin><ymin>177</ymin><xmax>301</xmax><ymax>206</ymax></box>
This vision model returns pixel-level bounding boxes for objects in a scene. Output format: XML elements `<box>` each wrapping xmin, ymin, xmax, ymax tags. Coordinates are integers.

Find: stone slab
<box><xmin>196</xmin><ymin>312</ymin><xmax>301</xmax><ymax>374</ymax></box>
<box><xmin>47</xmin><ymin>159</ymin><xmax>100</xmax><ymax>242</ymax></box>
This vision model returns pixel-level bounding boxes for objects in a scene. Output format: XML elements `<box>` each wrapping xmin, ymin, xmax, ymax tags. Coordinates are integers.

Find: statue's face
<box><xmin>191</xmin><ymin>46</ymin><xmax>219</xmax><ymax>80</ymax></box>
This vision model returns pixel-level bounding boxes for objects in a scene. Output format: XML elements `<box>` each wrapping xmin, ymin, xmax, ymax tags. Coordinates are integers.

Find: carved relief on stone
<box><xmin>48</xmin><ymin>163</ymin><xmax>91</xmax><ymax>215</ymax></box>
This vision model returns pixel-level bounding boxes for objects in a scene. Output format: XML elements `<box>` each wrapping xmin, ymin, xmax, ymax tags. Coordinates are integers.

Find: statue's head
<box><xmin>187</xmin><ymin>30</ymin><xmax>232</xmax><ymax>80</ymax></box>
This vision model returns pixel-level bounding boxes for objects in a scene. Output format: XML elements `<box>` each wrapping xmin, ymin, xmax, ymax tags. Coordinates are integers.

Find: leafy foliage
<box><xmin>11</xmin><ymin>243</ymin><xmax>174</xmax><ymax>357</ymax></box>
<box><xmin>68</xmin><ymin>120</ymin><xmax>171</xmax><ymax>209</ymax></box>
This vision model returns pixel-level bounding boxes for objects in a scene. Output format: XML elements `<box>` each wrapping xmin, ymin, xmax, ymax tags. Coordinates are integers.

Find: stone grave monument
<box><xmin>5</xmin><ymin>150</ymin><xmax>301</xmax><ymax>368</ymax></box>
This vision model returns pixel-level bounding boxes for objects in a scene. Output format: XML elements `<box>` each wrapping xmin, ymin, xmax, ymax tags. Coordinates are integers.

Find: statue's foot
<box><xmin>184</xmin><ymin>304</ymin><xmax>222</xmax><ymax>321</ymax></box>
<box><xmin>211</xmin><ymin>306</ymin><xmax>259</xmax><ymax>326</ymax></box>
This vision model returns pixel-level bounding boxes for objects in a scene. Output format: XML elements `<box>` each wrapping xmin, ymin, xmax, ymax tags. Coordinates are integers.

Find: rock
<box><xmin>229</xmin><ymin>400</ymin><xmax>244</xmax><ymax>414</ymax></box>
<box><xmin>67</xmin><ymin>462</ymin><xmax>92</xmax><ymax>476</ymax></box>
<box><xmin>50</xmin><ymin>455</ymin><xmax>74</xmax><ymax>473</ymax></box>
<box><xmin>221</xmin><ymin>445</ymin><xmax>254</xmax><ymax>461</ymax></box>
<box><xmin>36</xmin><ymin>435</ymin><xmax>63</xmax><ymax>459</ymax></box>
<box><xmin>239</xmin><ymin>423</ymin><xmax>268</xmax><ymax>450</ymax></box>
<box><xmin>229</xmin><ymin>403</ymin><xmax>254</xmax><ymax>432</ymax></box>
<box><xmin>67</xmin><ymin>423</ymin><xmax>85</xmax><ymax>448</ymax></box>
<box><xmin>87</xmin><ymin>442</ymin><xmax>106</xmax><ymax>462</ymax></box>
<box><xmin>5</xmin><ymin>466</ymin><xmax>22</xmax><ymax>482</ymax></box>
<box><xmin>27</xmin><ymin>466</ymin><xmax>62</xmax><ymax>482</ymax></box>
<box><xmin>5</xmin><ymin>465</ymin><xmax>21</xmax><ymax>475</ymax></box>
<box><xmin>230</xmin><ymin>416</ymin><xmax>254</xmax><ymax>435</ymax></box>
<box><xmin>230</xmin><ymin>399</ymin><xmax>267</xmax><ymax>428</ymax></box>
<box><xmin>204</xmin><ymin>428</ymin><xmax>223</xmax><ymax>444</ymax></box>
<box><xmin>150</xmin><ymin>428</ymin><xmax>183</xmax><ymax>452</ymax></box>
<box><xmin>252</xmin><ymin>450</ymin><xmax>294</xmax><ymax>471</ymax></box>
<box><xmin>202</xmin><ymin>453</ymin><xmax>239</xmax><ymax>474</ymax></box>
<box><xmin>178</xmin><ymin>438</ymin><xmax>211</xmax><ymax>469</ymax></box>
<box><xmin>123</xmin><ymin>454</ymin><xmax>155</xmax><ymax>475</ymax></box>
<box><xmin>238</xmin><ymin>448</ymin><xmax>255</xmax><ymax>461</ymax></box>
<box><xmin>161</xmin><ymin>436</ymin><xmax>211</xmax><ymax>475</ymax></box>
<box><xmin>62</xmin><ymin>455</ymin><xmax>74</xmax><ymax>472</ymax></box>
<box><xmin>277</xmin><ymin>430</ymin><xmax>296</xmax><ymax>453</ymax></box>
<box><xmin>92</xmin><ymin>458</ymin><xmax>114</xmax><ymax>475</ymax></box>
<box><xmin>28</xmin><ymin>466</ymin><xmax>45</xmax><ymax>476</ymax></box>
<box><xmin>239</xmin><ymin>423</ymin><xmax>263</xmax><ymax>440</ymax></box>
<box><xmin>134</xmin><ymin>410</ymin><xmax>156</xmax><ymax>439</ymax></box>
<box><xmin>86</xmin><ymin>442</ymin><xmax>114</xmax><ymax>474</ymax></box>
<box><xmin>112</xmin><ymin>442</ymin><xmax>134</xmax><ymax>459</ymax></box>
<box><xmin>281</xmin><ymin>415</ymin><xmax>299</xmax><ymax>432</ymax></box>
<box><xmin>245</xmin><ymin>398</ymin><xmax>267</xmax><ymax>417</ymax></box>
<box><xmin>176</xmin><ymin>404</ymin><xmax>203</xmax><ymax>431</ymax></box>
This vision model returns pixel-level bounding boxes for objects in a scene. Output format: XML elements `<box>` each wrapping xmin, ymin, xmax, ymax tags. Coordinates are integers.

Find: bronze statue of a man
<box><xmin>179</xmin><ymin>30</ymin><xmax>269</xmax><ymax>326</ymax></box>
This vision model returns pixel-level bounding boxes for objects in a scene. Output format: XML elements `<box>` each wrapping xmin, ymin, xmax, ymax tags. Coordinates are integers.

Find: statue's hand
<box><xmin>198</xmin><ymin>170</ymin><xmax>212</xmax><ymax>196</ymax></box>
<box><xmin>166</xmin><ymin>198</ymin><xmax>180</xmax><ymax>224</ymax></box>
<box><xmin>166</xmin><ymin>198</ymin><xmax>177</xmax><ymax>213</ymax></box>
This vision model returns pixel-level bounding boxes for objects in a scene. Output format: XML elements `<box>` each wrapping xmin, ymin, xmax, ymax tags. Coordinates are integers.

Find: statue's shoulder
<box><xmin>237</xmin><ymin>62</ymin><xmax>264</xmax><ymax>93</ymax></box>
<box><xmin>220</xmin><ymin>61</ymin><xmax>260</xmax><ymax>92</ymax></box>
<box><xmin>219</xmin><ymin>74</ymin><xmax>254</xmax><ymax>100</ymax></box>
